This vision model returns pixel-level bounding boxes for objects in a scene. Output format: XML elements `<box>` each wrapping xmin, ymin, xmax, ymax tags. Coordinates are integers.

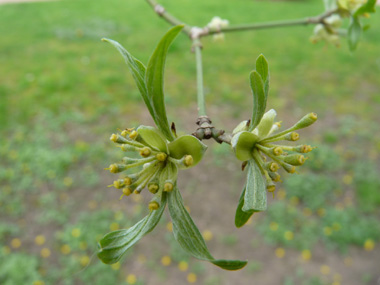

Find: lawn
<box><xmin>0</xmin><ymin>0</ymin><xmax>379</xmax><ymax>284</ymax></box>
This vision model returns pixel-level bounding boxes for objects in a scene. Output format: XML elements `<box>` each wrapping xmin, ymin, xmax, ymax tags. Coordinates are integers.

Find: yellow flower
<box><xmin>110</xmin><ymin>222</ymin><xmax>120</xmax><ymax>231</ymax></box>
<box><xmin>35</xmin><ymin>235</ymin><xmax>46</xmax><ymax>246</ymax></box>
<box><xmin>269</xmin><ymin>222</ymin><xmax>279</xmax><ymax>231</ymax></box>
<box><xmin>11</xmin><ymin>238</ymin><xmax>22</xmax><ymax>249</ymax></box>
<box><xmin>202</xmin><ymin>230</ymin><xmax>213</xmax><ymax>241</ymax></box>
<box><xmin>324</xmin><ymin>227</ymin><xmax>333</xmax><ymax>236</ymax></box>
<box><xmin>187</xmin><ymin>273</ymin><xmax>197</xmax><ymax>283</ymax></box>
<box><xmin>275</xmin><ymin>247</ymin><xmax>285</xmax><ymax>258</ymax></box>
<box><xmin>40</xmin><ymin>248</ymin><xmax>51</xmax><ymax>258</ymax></box>
<box><xmin>320</xmin><ymin>264</ymin><xmax>330</xmax><ymax>275</ymax></box>
<box><xmin>126</xmin><ymin>274</ymin><xmax>137</xmax><ymax>284</ymax></box>
<box><xmin>80</xmin><ymin>255</ymin><xmax>90</xmax><ymax>266</ymax></box>
<box><xmin>60</xmin><ymin>244</ymin><xmax>71</xmax><ymax>255</ymax></box>
<box><xmin>301</xmin><ymin>249</ymin><xmax>311</xmax><ymax>261</ymax></box>
<box><xmin>178</xmin><ymin>261</ymin><xmax>189</xmax><ymax>271</ymax></box>
<box><xmin>63</xmin><ymin>176</ymin><xmax>73</xmax><ymax>187</ymax></box>
<box><xmin>161</xmin><ymin>255</ymin><xmax>171</xmax><ymax>266</ymax></box>
<box><xmin>71</xmin><ymin>228</ymin><xmax>81</xmax><ymax>238</ymax></box>
<box><xmin>284</xmin><ymin>231</ymin><xmax>294</xmax><ymax>241</ymax></box>
<box><xmin>364</xmin><ymin>239</ymin><xmax>375</xmax><ymax>251</ymax></box>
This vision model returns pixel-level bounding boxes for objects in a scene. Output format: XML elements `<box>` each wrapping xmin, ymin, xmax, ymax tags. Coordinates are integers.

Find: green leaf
<box><xmin>249</xmin><ymin>71</ymin><xmax>267</xmax><ymax>131</ymax></box>
<box><xmin>146</xmin><ymin>25</ymin><xmax>184</xmax><ymax>141</ymax></box>
<box><xmin>231</xmin><ymin>131</ymin><xmax>259</xmax><ymax>161</ymax></box>
<box><xmin>168</xmin><ymin>135</ymin><xmax>207</xmax><ymax>168</ymax></box>
<box><xmin>255</xmin><ymin>54</ymin><xmax>269</xmax><ymax>95</ymax></box>
<box><xmin>354</xmin><ymin>0</ymin><xmax>376</xmax><ymax>16</ymax></box>
<box><xmin>97</xmin><ymin>194</ymin><xmax>167</xmax><ymax>264</ymax></box>
<box><xmin>137</xmin><ymin>125</ymin><xmax>168</xmax><ymax>153</ymax></box>
<box><xmin>168</xmin><ymin>187</ymin><xmax>247</xmax><ymax>271</ymax></box>
<box><xmin>101</xmin><ymin>38</ymin><xmax>154</xmax><ymax>119</ymax></box>
<box><xmin>243</xmin><ymin>161</ymin><xmax>267</xmax><ymax>212</ymax></box>
<box><xmin>235</xmin><ymin>186</ymin><xmax>258</xmax><ymax>228</ymax></box>
<box><xmin>348</xmin><ymin>16</ymin><xmax>362</xmax><ymax>51</ymax></box>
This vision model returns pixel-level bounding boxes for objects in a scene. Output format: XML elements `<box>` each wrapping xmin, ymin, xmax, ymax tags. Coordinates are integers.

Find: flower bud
<box><xmin>129</xmin><ymin>130</ymin><xmax>138</xmax><ymax>140</ymax></box>
<box><xmin>156</xmin><ymin>152</ymin><xmax>167</xmax><ymax>162</ymax></box>
<box><xmin>283</xmin><ymin>154</ymin><xmax>306</xmax><ymax>166</ymax></box>
<box><xmin>184</xmin><ymin>155</ymin><xmax>194</xmax><ymax>167</ymax></box>
<box><xmin>107</xmin><ymin>164</ymin><xmax>127</xmax><ymax>173</ymax></box>
<box><xmin>148</xmin><ymin>182</ymin><xmax>159</xmax><ymax>194</ymax></box>
<box><xmin>110</xmin><ymin>134</ymin><xmax>129</xmax><ymax>144</ymax></box>
<box><xmin>122</xmin><ymin>187</ymin><xmax>132</xmax><ymax>196</ymax></box>
<box><xmin>120</xmin><ymin>130</ymin><xmax>128</xmax><ymax>137</ymax></box>
<box><xmin>164</xmin><ymin>182</ymin><xmax>174</xmax><ymax>192</ymax></box>
<box><xmin>264</xmin><ymin>161</ymin><xmax>279</xmax><ymax>172</ymax></box>
<box><xmin>148</xmin><ymin>201</ymin><xmax>160</xmax><ymax>210</ymax></box>
<box><xmin>281</xmin><ymin>162</ymin><xmax>296</xmax><ymax>174</ymax></box>
<box><xmin>124</xmin><ymin>177</ymin><xmax>133</xmax><ymax>185</ymax></box>
<box><xmin>269</xmin><ymin>172</ymin><xmax>281</xmax><ymax>182</ymax></box>
<box><xmin>293</xmin><ymin>113</ymin><xmax>317</xmax><ymax>130</ymax></box>
<box><xmin>284</xmin><ymin>132</ymin><xmax>299</xmax><ymax>141</ymax></box>
<box><xmin>139</xmin><ymin>147</ymin><xmax>151</xmax><ymax>157</ymax></box>
<box><xmin>273</xmin><ymin>147</ymin><xmax>283</xmax><ymax>156</ymax></box>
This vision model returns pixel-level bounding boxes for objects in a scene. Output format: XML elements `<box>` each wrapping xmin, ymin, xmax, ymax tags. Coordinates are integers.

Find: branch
<box><xmin>145</xmin><ymin>0</ymin><xmax>192</xmax><ymax>36</ymax></box>
<box><xmin>146</xmin><ymin>0</ymin><xmax>338</xmax><ymax>39</ymax></box>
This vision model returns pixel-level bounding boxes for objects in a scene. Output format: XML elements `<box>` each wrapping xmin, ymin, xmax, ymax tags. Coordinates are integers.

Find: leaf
<box><xmin>348</xmin><ymin>16</ymin><xmax>362</xmax><ymax>52</ymax></box>
<box><xmin>255</xmin><ymin>54</ymin><xmax>269</xmax><ymax>94</ymax></box>
<box><xmin>137</xmin><ymin>125</ymin><xmax>168</xmax><ymax>153</ymax></box>
<box><xmin>235</xmin><ymin>186</ymin><xmax>259</xmax><ymax>228</ymax></box>
<box><xmin>354</xmin><ymin>0</ymin><xmax>376</xmax><ymax>16</ymax></box>
<box><xmin>249</xmin><ymin>71</ymin><xmax>267</xmax><ymax>131</ymax></box>
<box><xmin>231</xmin><ymin>131</ymin><xmax>259</xmax><ymax>161</ymax></box>
<box><xmin>168</xmin><ymin>135</ymin><xmax>207</xmax><ymax>168</ymax></box>
<box><xmin>97</xmin><ymin>194</ymin><xmax>167</xmax><ymax>264</ymax></box>
<box><xmin>243</xmin><ymin>161</ymin><xmax>267</xmax><ymax>212</ymax></box>
<box><xmin>168</xmin><ymin>187</ymin><xmax>247</xmax><ymax>271</ymax></box>
<box><xmin>101</xmin><ymin>38</ymin><xmax>154</xmax><ymax>119</ymax></box>
<box><xmin>145</xmin><ymin>25</ymin><xmax>184</xmax><ymax>141</ymax></box>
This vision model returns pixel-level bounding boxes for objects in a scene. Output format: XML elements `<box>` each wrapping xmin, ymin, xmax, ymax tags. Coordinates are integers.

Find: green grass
<box><xmin>0</xmin><ymin>0</ymin><xmax>379</xmax><ymax>284</ymax></box>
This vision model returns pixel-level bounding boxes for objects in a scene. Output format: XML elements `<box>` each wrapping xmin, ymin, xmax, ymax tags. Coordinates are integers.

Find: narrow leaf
<box><xmin>354</xmin><ymin>0</ymin><xmax>376</xmax><ymax>16</ymax></box>
<box><xmin>101</xmin><ymin>38</ymin><xmax>154</xmax><ymax>118</ymax></box>
<box><xmin>243</xmin><ymin>161</ymin><xmax>267</xmax><ymax>212</ymax></box>
<box><xmin>97</xmin><ymin>194</ymin><xmax>167</xmax><ymax>264</ymax></box>
<box><xmin>235</xmin><ymin>186</ymin><xmax>258</xmax><ymax>228</ymax></box>
<box><xmin>348</xmin><ymin>16</ymin><xmax>362</xmax><ymax>51</ymax></box>
<box><xmin>168</xmin><ymin>187</ymin><xmax>247</xmax><ymax>271</ymax></box>
<box><xmin>146</xmin><ymin>25</ymin><xmax>184</xmax><ymax>141</ymax></box>
<box><xmin>255</xmin><ymin>54</ymin><xmax>269</xmax><ymax>86</ymax></box>
<box><xmin>249</xmin><ymin>71</ymin><xmax>267</xmax><ymax>131</ymax></box>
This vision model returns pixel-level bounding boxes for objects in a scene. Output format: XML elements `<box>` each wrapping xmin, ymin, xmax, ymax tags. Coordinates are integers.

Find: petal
<box><xmin>137</xmin><ymin>125</ymin><xmax>168</xmax><ymax>153</ymax></box>
<box><xmin>168</xmin><ymin>135</ymin><xmax>207</xmax><ymax>168</ymax></box>
<box><xmin>231</xmin><ymin>131</ymin><xmax>259</xmax><ymax>161</ymax></box>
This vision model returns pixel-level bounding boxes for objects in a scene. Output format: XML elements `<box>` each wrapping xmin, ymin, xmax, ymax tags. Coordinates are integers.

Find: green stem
<box><xmin>193</xmin><ymin>39</ymin><xmax>206</xmax><ymax>117</ymax></box>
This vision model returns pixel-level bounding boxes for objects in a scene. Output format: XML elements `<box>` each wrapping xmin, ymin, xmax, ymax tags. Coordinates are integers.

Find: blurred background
<box><xmin>1</xmin><ymin>0</ymin><xmax>379</xmax><ymax>284</ymax></box>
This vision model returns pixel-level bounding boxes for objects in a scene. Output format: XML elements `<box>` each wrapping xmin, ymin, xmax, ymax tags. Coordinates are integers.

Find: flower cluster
<box><xmin>310</xmin><ymin>15</ymin><xmax>342</xmax><ymax>47</ymax></box>
<box><xmin>106</xmin><ymin>126</ymin><xmax>206</xmax><ymax>210</ymax></box>
<box><xmin>338</xmin><ymin>0</ymin><xmax>368</xmax><ymax>15</ymax></box>
<box><xmin>206</xmin><ymin>16</ymin><xmax>229</xmax><ymax>41</ymax></box>
<box><xmin>232</xmin><ymin>110</ymin><xmax>317</xmax><ymax>195</ymax></box>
